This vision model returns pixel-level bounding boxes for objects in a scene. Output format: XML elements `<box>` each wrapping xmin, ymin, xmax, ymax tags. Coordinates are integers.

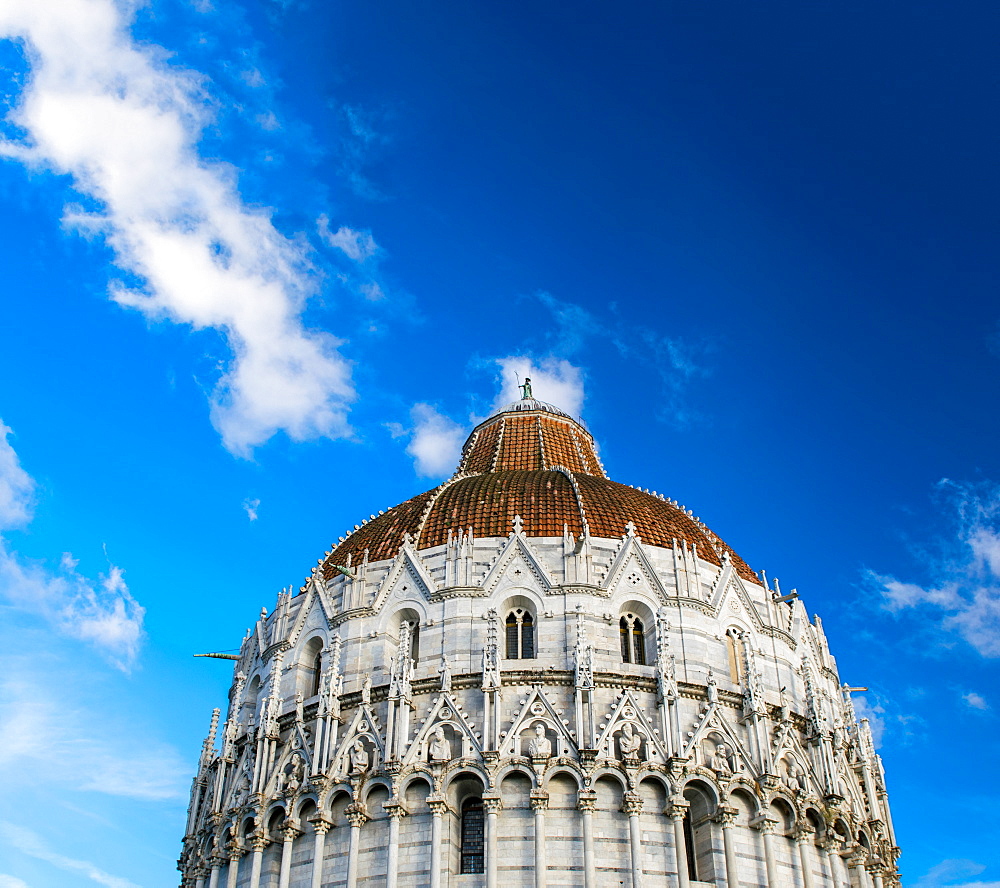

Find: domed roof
<box><xmin>324</xmin><ymin>398</ymin><xmax>758</xmax><ymax>583</ymax></box>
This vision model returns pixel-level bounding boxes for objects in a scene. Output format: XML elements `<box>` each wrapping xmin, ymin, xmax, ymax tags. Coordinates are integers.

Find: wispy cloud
<box><xmin>913</xmin><ymin>859</ymin><xmax>1000</xmax><ymax>888</ymax></box>
<box><xmin>868</xmin><ymin>480</ymin><xmax>1000</xmax><ymax>657</ymax></box>
<box><xmin>0</xmin><ymin>422</ymin><xmax>143</xmax><ymax>669</ymax></box>
<box><xmin>0</xmin><ymin>875</ymin><xmax>31</xmax><ymax>888</ymax></box>
<box><xmin>963</xmin><ymin>691</ymin><xmax>989</xmax><ymax>711</ymax></box>
<box><xmin>243</xmin><ymin>497</ymin><xmax>261</xmax><ymax>521</ymax></box>
<box><xmin>318</xmin><ymin>217</ymin><xmax>388</xmax><ymax>301</ymax></box>
<box><xmin>404</xmin><ymin>403</ymin><xmax>465</xmax><ymax>478</ymax></box>
<box><xmin>0</xmin><ymin>671</ymin><xmax>186</xmax><ymax>801</ymax></box>
<box><xmin>0</xmin><ymin>822</ymin><xmax>140</xmax><ymax>888</ymax></box>
<box><xmin>0</xmin><ymin>0</ymin><xmax>355</xmax><ymax>456</ymax></box>
<box><xmin>0</xmin><ymin>421</ymin><xmax>33</xmax><ymax>529</ymax></box>
<box><xmin>534</xmin><ymin>291</ymin><xmax>707</xmax><ymax>425</ymax></box>
<box><xmin>491</xmin><ymin>356</ymin><xmax>585</xmax><ymax>418</ymax></box>
<box><xmin>852</xmin><ymin>694</ymin><xmax>886</xmax><ymax>748</ymax></box>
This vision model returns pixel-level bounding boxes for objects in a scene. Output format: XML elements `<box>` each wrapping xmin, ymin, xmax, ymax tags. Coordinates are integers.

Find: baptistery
<box><xmin>179</xmin><ymin>391</ymin><xmax>900</xmax><ymax>888</ymax></box>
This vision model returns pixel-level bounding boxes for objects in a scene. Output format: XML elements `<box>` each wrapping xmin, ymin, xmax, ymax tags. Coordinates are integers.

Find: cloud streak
<box><xmin>0</xmin><ymin>822</ymin><xmax>140</xmax><ymax>888</ymax></box>
<box><xmin>0</xmin><ymin>422</ymin><xmax>144</xmax><ymax>669</ymax></box>
<box><xmin>0</xmin><ymin>0</ymin><xmax>355</xmax><ymax>455</ymax></box>
<box><xmin>868</xmin><ymin>480</ymin><xmax>1000</xmax><ymax>658</ymax></box>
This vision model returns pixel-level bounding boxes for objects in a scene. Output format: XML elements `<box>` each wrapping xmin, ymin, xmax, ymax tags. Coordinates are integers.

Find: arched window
<box><xmin>460</xmin><ymin>798</ymin><xmax>485</xmax><ymax>874</ymax></box>
<box><xmin>407</xmin><ymin>621</ymin><xmax>420</xmax><ymax>664</ymax></box>
<box><xmin>725</xmin><ymin>629</ymin><xmax>745</xmax><ymax>683</ymax></box>
<box><xmin>619</xmin><ymin>614</ymin><xmax>646</xmax><ymax>664</ymax></box>
<box><xmin>505</xmin><ymin>609</ymin><xmax>534</xmax><ymax>659</ymax></box>
<box><xmin>311</xmin><ymin>648</ymin><xmax>324</xmax><ymax>697</ymax></box>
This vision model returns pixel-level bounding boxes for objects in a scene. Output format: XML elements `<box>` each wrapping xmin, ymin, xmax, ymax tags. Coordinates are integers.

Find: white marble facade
<box><xmin>179</xmin><ymin>518</ymin><xmax>900</xmax><ymax>888</ymax></box>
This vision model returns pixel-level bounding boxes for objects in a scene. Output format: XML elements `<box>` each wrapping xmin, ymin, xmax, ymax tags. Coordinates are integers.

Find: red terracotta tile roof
<box><xmin>323</xmin><ymin>400</ymin><xmax>758</xmax><ymax>585</ymax></box>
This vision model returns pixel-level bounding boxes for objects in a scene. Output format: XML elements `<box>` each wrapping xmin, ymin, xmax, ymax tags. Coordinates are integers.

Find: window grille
<box><xmin>460</xmin><ymin>798</ymin><xmax>485</xmax><ymax>874</ymax></box>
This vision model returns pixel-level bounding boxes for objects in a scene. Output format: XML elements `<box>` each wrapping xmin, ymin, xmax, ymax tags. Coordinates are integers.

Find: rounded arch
<box><xmin>242</xmin><ymin>674</ymin><xmax>262</xmax><ymax>723</ymax></box>
<box><xmin>618</xmin><ymin>597</ymin><xmax>656</xmax><ymax>665</ymax></box>
<box><xmin>446</xmin><ymin>769</ymin><xmax>487</xmax><ymax>808</ymax></box>
<box><xmin>442</xmin><ymin>762</ymin><xmax>490</xmax><ymax>795</ymax></box>
<box><xmin>379</xmin><ymin>601</ymin><xmax>428</xmax><ymax>634</ymax></box>
<box><xmin>398</xmin><ymin>771</ymin><xmax>434</xmax><ymax>799</ymax></box>
<box><xmin>495</xmin><ymin>762</ymin><xmax>537</xmax><ymax>788</ymax></box>
<box><xmin>497</xmin><ymin>589</ymin><xmax>544</xmax><ymax>615</ymax></box>
<box><xmin>299</xmin><ymin>634</ymin><xmax>326</xmax><ymax>699</ymax></box>
<box><xmin>540</xmin><ymin>763</ymin><xmax>584</xmax><ymax>791</ymax></box>
<box><xmin>322</xmin><ymin>787</ymin><xmax>353</xmax><ymax>820</ymax></box>
<box><xmin>680</xmin><ymin>775</ymin><xmax>721</xmax><ymax>811</ymax></box>
<box><xmin>291</xmin><ymin>792</ymin><xmax>319</xmax><ymax>822</ymax></box>
<box><xmin>263</xmin><ymin>802</ymin><xmax>287</xmax><ymax>833</ymax></box>
<box><xmin>499</xmin><ymin>592</ymin><xmax>540</xmax><ymax>660</ymax></box>
<box><xmin>590</xmin><ymin>764</ymin><xmax>629</xmax><ymax>791</ymax></box>
<box><xmin>768</xmin><ymin>796</ymin><xmax>797</xmax><ymax>835</ymax></box>
<box><xmin>362</xmin><ymin>776</ymin><xmax>394</xmax><ymax>805</ymax></box>
<box><xmin>633</xmin><ymin>766</ymin><xmax>671</xmax><ymax>797</ymax></box>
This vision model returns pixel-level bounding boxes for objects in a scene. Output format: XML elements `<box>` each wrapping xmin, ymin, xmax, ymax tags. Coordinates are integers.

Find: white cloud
<box><xmin>868</xmin><ymin>480</ymin><xmax>1000</xmax><ymax>657</ymax></box>
<box><xmin>321</xmin><ymin>222</ymin><xmax>379</xmax><ymax>263</ymax></box>
<box><xmin>914</xmin><ymin>859</ymin><xmax>1000</xmax><ymax>888</ymax></box>
<box><xmin>0</xmin><ymin>420</ymin><xmax>144</xmax><ymax>669</ymax></box>
<box><xmin>492</xmin><ymin>356</ymin><xmax>585</xmax><ymax>418</ymax></box>
<box><xmin>0</xmin><ymin>822</ymin><xmax>141</xmax><ymax>888</ymax></box>
<box><xmin>243</xmin><ymin>497</ymin><xmax>260</xmax><ymax>521</ymax></box>
<box><xmin>405</xmin><ymin>404</ymin><xmax>465</xmax><ymax>478</ymax></box>
<box><xmin>0</xmin><ymin>544</ymin><xmax>144</xmax><ymax>671</ymax></box>
<box><xmin>0</xmin><ymin>875</ymin><xmax>31</xmax><ymax>888</ymax></box>
<box><xmin>852</xmin><ymin>694</ymin><xmax>886</xmax><ymax>748</ymax></box>
<box><xmin>0</xmin><ymin>423</ymin><xmax>34</xmax><ymax>530</ymax></box>
<box><xmin>963</xmin><ymin>691</ymin><xmax>989</xmax><ymax>711</ymax></box>
<box><xmin>0</xmin><ymin>672</ymin><xmax>186</xmax><ymax>801</ymax></box>
<box><xmin>0</xmin><ymin>0</ymin><xmax>355</xmax><ymax>456</ymax></box>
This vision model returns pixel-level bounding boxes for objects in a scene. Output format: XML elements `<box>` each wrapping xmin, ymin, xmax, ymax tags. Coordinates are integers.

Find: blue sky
<box><xmin>0</xmin><ymin>1</ymin><xmax>998</xmax><ymax>886</ymax></box>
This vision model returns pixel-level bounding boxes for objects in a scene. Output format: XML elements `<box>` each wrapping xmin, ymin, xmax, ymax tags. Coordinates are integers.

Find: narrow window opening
<box><xmin>311</xmin><ymin>650</ymin><xmax>323</xmax><ymax>697</ymax></box>
<box><xmin>632</xmin><ymin>619</ymin><xmax>646</xmax><ymax>665</ymax></box>
<box><xmin>683</xmin><ymin>809</ymin><xmax>698</xmax><ymax>881</ymax></box>
<box><xmin>460</xmin><ymin>798</ymin><xmax>485</xmax><ymax>874</ymax></box>
<box><xmin>506</xmin><ymin>613</ymin><xmax>519</xmax><ymax>659</ymax></box>
<box><xmin>620</xmin><ymin>617</ymin><xmax>631</xmax><ymax>662</ymax></box>
<box><xmin>521</xmin><ymin>613</ymin><xmax>535</xmax><ymax>659</ymax></box>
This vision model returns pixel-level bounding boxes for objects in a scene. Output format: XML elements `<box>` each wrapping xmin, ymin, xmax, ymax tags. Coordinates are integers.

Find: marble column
<box><xmin>194</xmin><ymin>869</ymin><xmax>207</xmax><ymax>888</ymax></box>
<box><xmin>277</xmin><ymin>825</ymin><xmax>301</xmax><ymax>888</ymax></box>
<box><xmin>208</xmin><ymin>858</ymin><xmax>222</xmax><ymax>888</ymax></box>
<box><xmin>819</xmin><ymin>837</ymin><xmax>842</xmax><ymax>888</ymax></box>
<box><xmin>795</xmin><ymin>825</ymin><xmax>817</xmax><ymax>888</ymax></box>
<box><xmin>667</xmin><ymin>799</ymin><xmax>691</xmax><ymax>888</ymax></box>
<box><xmin>226</xmin><ymin>850</ymin><xmax>241</xmax><ymax>888</ymax></box>
<box><xmin>345</xmin><ymin>804</ymin><xmax>368</xmax><ymax>888</ymax></box>
<box><xmin>248</xmin><ymin>835</ymin><xmax>267</xmax><ymax>888</ymax></box>
<box><xmin>578</xmin><ymin>790</ymin><xmax>597</xmax><ymax>888</ymax></box>
<box><xmin>848</xmin><ymin>848</ymin><xmax>869</xmax><ymax>888</ymax></box>
<box><xmin>309</xmin><ymin>818</ymin><xmax>332</xmax><ymax>888</ymax></box>
<box><xmin>623</xmin><ymin>790</ymin><xmax>644</xmax><ymax>888</ymax></box>
<box><xmin>530</xmin><ymin>791</ymin><xmax>550</xmax><ymax>888</ymax></box>
<box><xmin>869</xmin><ymin>865</ymin><xmax>885</xmax><ymax>888</ymax></box>
<box><xmin>428</xmin><ymin>796</ymin><xmax>449</xmax><ymax>888</ymax></box>
<box><xmin>715</xmin><ymin>805</ymin><xmax>740</xmax><ymax>888</ymax></box>
<box><xmin>384</xmin><ymin>799</ymin><xmax>407</xmax><ymax>888</ymax></box>
<box><xmin>484</xmin><ymin>794</ymin><xmax>503</xmax><ymax>888</ymax></box>
<box><xmin>751</xmin><ymin>816</ymin><xmax>779</xmax><ymax>888</ymax></box>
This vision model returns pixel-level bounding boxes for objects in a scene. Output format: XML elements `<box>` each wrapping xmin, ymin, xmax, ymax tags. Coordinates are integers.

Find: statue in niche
<box><xmin>439</xmin><ymin>654</ymin><xmax>452</xmax><ymax>692</ymax></box>
<box><xmin>710</xmin><ymin>743</ymin><xmax>733</xmax><ymax>777</ymax></box>
<box><xmin>784</xmin><ymin>758</ymin><xmax>803</xmax><ymax>793</ymax></box>
<box><xmin>706</xmin><ymin>669</ymin><xmax>718</xmax><ymax>703</ymax></box>
<box><xmin>361</xmin><ymin>675</ymin><xmax>372</xmax><ymax>705</ymax></box>
<box><xmin>349</xmin><ymin>738</ymin><xmax>370</xmax><ymax>775</ymax></box>
<box><xmin>527</xmin><ymin>723</ymin><xmax>552</xmax><ymax>758</ymax></box>
<box><xmin>618</xmin><ymin>722</ymin><xmax>643</xmax><ymax>764</ymax></box>
<box><xmin>429</xmin><ymin>725</ymin><xmax>452</xmax><ymax>763</ymax></box>
<box><xmin>284</xmin><ymin>752</ymin><xmax>305</xmax><ymax>795</ymax></box>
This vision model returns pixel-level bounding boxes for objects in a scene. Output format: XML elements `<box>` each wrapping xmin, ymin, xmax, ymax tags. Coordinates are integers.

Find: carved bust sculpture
<box><xmin>429</xmin><ymin>725</ymin><xmax>451</xmax><ymax>763</ymax></box>
<box><xmin>527</xmin><ymin>723</ymin><xmax>551</xmax><ymax>758</ymax></box>
<box><xmin>618</xmin><ymin>722</ymin><xmax>642</xmax><ymax>761</ymax></box>
<box><xmin>710</xmin><ymin>743</ymin><xmax>733</xmax><ymax>776</ymax></box>
<box><xmin>349</xmin><ymin>738</ymin><xmax>369</xmax><ymax>775</ymax></box>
